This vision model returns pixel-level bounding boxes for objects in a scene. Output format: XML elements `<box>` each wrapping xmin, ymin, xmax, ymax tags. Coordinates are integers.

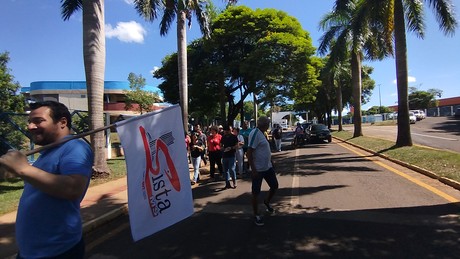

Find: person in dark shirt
<box><xmin>220</xmin><ymin>124</ymin><xmax>239</xmax><ymax>189</ymax></box>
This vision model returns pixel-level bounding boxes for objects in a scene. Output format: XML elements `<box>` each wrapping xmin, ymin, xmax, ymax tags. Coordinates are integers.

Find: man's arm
<box><xmin>0</xmin><ymin>150</ymin><xmax>88</xmax><ymax>200</ymax></box>
<box><xmin>247</xmin><ymin>147</ymin><xmax>257</xmax><ymax>176</ymax></box>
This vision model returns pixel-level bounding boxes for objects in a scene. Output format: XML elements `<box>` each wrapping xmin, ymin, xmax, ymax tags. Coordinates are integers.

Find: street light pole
<box><xmin>378</xmin><ymin>84</ymin><xmax>382</xmax><ymax>114</ymax></box>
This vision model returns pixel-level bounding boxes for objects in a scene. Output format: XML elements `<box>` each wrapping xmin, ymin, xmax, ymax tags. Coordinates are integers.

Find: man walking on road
<box><xmin>0</xmin><ymin>101</ymin><xmax>93</xmax><ymax>258</ymax></box>
<box><xmin>247</xmin><ymin>116</ymin><xmax>279</xmax><ymax>226</ymax></box>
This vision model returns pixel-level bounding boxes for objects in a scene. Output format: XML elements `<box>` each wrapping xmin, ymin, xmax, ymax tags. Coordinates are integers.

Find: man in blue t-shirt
<box><xmin>0</xmin><ymin>101</ymin><xmax>93</xmax><ymax>259</ymax></box>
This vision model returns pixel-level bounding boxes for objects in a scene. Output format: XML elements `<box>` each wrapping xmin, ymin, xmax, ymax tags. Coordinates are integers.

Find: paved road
<box><xmin>343</xmin><ymin>116</ymin><xmax>460</xmax><ymax>153</ymax></box>
<box><xmin>84</xmin><ymin>139</ymin><xmax>460</xmax><ymax>258</ymax></box>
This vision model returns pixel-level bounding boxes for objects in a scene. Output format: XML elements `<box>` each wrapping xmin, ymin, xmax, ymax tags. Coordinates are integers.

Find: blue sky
<box><xmin>1</xmin><ymin>0</ymin><xmax>459</xmax><ymax>111</ymax></box>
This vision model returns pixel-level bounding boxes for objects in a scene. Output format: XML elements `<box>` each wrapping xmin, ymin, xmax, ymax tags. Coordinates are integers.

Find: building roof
<box><xmin>21</xmin><ymin>81</ymin><xmax>159</xmax><ymax>94</ymax></box>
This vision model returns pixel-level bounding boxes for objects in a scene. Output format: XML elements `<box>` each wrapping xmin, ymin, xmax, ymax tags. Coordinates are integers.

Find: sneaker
<box><xmin>264</xmin><ymin>200</ymin><xmax>275</xmax><ymax>214</ymax></box>
<box><xmin>254</xmin><ymin>215</ymin><xmax>264</xmax><ymax>226</ymax></box>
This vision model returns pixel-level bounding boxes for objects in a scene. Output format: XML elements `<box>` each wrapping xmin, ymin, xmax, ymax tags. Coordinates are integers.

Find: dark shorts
<box><xmin>251</xmin><ymin>167</ymin><xmax>278</xmax><ymax>195</ymax></box>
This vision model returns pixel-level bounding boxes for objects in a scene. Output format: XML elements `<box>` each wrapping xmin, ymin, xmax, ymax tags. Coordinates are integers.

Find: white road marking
<box><xmin>290</xmin><ymin>148</ymin><xmax>300</xmax><ymax>212</ymax></box>
<box><xmin>411</xmin><ymin>132</ymin><xmax>457</xmax><ymax>141</ymax></box>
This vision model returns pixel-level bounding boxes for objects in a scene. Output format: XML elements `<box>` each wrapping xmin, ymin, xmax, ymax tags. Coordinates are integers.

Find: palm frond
<box><xmin>427</xmin><ymin>0</ymin><xmax>458</xmax><ymax>36</ymax></box>
<box><xmin>133</xmin><ymin>0</ymin><xmax>163</xmax><ymax>21</ymax></box>
<box><xmin>60</xmin><ymin>0</ymin><xmax>82</xmax><ymax>21</ymax></box>
<box><xmin>160</xmin><ymin>8</ymin><xmax>176</xmax><ymax>36</ymax></box>
<box><xmin>404</xmin><ymin>0</ymin><xmax>425</xmax><ymax>38</ymax></box>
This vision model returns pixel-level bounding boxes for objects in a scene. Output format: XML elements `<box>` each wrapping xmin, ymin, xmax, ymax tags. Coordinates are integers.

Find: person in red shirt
<box><xmin>207</xmin><ymin>125</ymin><xmax>223</xmax><ymax>180</ymax></box>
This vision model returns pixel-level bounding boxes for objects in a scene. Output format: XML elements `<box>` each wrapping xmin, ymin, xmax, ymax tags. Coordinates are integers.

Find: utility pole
<box><xmin>378</xmin><ymin>84</ymin><xmax>382</xmax><ymax>114</ymax></box>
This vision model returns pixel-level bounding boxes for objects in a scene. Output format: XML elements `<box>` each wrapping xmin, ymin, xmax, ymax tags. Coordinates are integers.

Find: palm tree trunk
<box><xmin>83</xmin><ymin>0</ymin><xmax>110</xmax><ymax>176</ymax></box>
<box><xmin>351</xmin><ymin>51</ymin><xmax>362</xmax><ymax>137</ymax></box>
<box><xmin>394</xmin><ymin>0</ymin><xmax>413</xmax><ymax>146</ymax></box>
<box><xmin>177</xmin><ymin>10</ymin><xmax>188</xmax><ymax>132</ymax></box>
<box><xmin>336</xmin><ymin>79</ymin><xmax>343</xmax><ymax>131</ymax></box>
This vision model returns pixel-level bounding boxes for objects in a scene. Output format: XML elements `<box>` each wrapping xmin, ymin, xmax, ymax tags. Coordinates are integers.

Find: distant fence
<box><xmin>332</xmin><ymin>105</ymin><xmax>459</xmax><ymax>125</ymax></box>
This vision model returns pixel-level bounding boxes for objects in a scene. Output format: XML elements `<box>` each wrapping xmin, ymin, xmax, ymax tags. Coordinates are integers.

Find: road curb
<box><xmin>83</xmin><ymin>205</ymin><xmax>129</xmax><ymax>235</ymax></box>
<box><xmin>332</xmin><ymin>136</ymin><xmax>460</xmax><ymax>192</ymax></box>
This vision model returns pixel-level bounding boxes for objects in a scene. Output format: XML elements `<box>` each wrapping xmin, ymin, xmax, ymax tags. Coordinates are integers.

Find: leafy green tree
<box><xmin>0</xmin><ymin>52</ymin><xmax>24</xmax><ymax>113</ymax></box>
<box><xmin>61</xmin><ymin>0</ymin><xmax>110</xmax><ymax>175</ymax></box>
<box><xmin>155</xmin><ymin>6</ymin><xmax>320</xmax><ymax>126</ymax></box>
<box><xmin>125</xmin><ymin>73</ymin><xmax>161</xmax><ymax>114</ymax></box>
<box><xmin>408</xmin><ymin>88</ymin><xmax>441</xmax><ymax>109</ymax></box>
<box><xmin>366</xmin><ymin>106</ymin><xmax>392</xmax><ymax>115</ymax></box>
<box><xmin>210</xmin><ymin>6</ymin><xmax>320</xmax><ymax>124</ymax></box>
<box><xmin>0</xmin><ymin>52</ymin><xmax>26</xmax><ymax>155</ymax></box>
<box><xmin>356</xmin><ymin>0</ymin><xmax>457</xmax><ymax>146</ymax></box>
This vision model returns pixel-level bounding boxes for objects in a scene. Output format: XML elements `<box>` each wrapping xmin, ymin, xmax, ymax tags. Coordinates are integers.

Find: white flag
<box><xmin>116</xmin><ymin>105</ymin><xmax>193</xmax><ymax>241</ymax></box>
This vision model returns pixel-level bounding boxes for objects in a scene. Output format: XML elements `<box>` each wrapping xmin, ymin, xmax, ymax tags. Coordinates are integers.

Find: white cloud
<box><xmin>392</xmin><ymin>76</ymin><xmax>416</xmax><ymax>84</ymax></box>
<box><xmin>150</xmin><ymin>66</ymin><xmax>160</xmax><ymax>75</ymax></box>
<box><xmin>106</xmin><ymin>21</ymin><xmax>146</xmax><ymax>43</ymax></box>
<box><xmin>124</xmin><ymin>0</ymin><xmax>134</xmax><ymax>5</ymax></box>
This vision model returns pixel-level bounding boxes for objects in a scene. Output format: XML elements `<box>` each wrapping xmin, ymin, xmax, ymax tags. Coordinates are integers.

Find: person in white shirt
<box><xmin>247</xmin><ymin>116</ymin><xmax>279</xmax><ymax>226</ymax></box>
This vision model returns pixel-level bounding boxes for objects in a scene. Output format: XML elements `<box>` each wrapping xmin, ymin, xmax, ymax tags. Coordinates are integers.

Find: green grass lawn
<box><xmin>333</xmin><ymin>130</ymin><xmax>460</xmax><ymax>182</ymax></box>
<box><xmin>0</xmin><ymin>159</ymin><xmax>127</xmax><ymax>215</ymax></box>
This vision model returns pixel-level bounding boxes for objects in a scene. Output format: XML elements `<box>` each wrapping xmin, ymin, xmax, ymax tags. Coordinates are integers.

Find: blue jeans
<box><xmin>222</xmin><ymin>156</ymin><xmax>236</xmax><ymax>183</ymax></box>
<box><xmin>192</xmin><ymin>156</ymin><xmax>201</xmax><ymax>181</ymax></box>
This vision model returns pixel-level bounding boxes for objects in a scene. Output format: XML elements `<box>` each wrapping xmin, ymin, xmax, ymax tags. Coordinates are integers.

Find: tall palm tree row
<box><xmin>61</xmin><ymin>0</ymin><xmax>110</xmax><ymax>175</ymax></box>
<box><xmin>360</xmin><ymin>0</ymin><xmax>456</xmax><ymax>146</ymax></box>
<box><xmin>318</xmin><ymin>0</ymin><xmax>390</xmax><ymax>137</ymax></box>
<box><xmin>320</xmin><ymin>0</ymin><xmax>457</xmax><ymax>146</ymax></box>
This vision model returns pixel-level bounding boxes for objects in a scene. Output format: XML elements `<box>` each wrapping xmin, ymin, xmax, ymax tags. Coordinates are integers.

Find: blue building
<box><xmin>21</xmin><ymin>81</ymin><xmax>164</xmax><ymax>118</ymax></box>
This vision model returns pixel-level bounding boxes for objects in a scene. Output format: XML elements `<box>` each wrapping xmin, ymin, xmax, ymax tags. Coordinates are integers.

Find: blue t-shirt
<box><xmin>16</xmin><ymin>137</ymin><xmax>93</xmax><ymax>258</ymax></box>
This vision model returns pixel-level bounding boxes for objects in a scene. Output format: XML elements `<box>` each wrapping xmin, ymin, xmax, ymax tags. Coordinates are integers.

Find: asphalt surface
<box><xmin>83</xmin><ymin>136</ymin><xmax>460</xmax><ymax>259</ymax></box>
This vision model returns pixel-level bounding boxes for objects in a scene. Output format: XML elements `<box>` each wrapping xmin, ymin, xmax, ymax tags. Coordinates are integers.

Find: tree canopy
<box><xmin>155</xmin><ymin>6</ymin><xmax>320</xmax><ymax>125</ymax></box>
<box><xmin>0</xmin><ymin>52</ymin><xmax>24</xmax><ymax>113</ymax></box>
<box><xmin>125</xmin><ymin>72</ymin><xmax>161</xmax><ymax>114</ymax></box>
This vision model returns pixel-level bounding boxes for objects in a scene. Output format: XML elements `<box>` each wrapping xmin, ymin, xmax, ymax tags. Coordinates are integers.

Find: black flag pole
<box><xmin>23</xmin><ymin>124</ymin><xmax>117</xmax><ymax>156</ymax></box>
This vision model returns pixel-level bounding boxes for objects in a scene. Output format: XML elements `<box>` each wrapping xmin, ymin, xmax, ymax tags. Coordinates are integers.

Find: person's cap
<box><xmin>218</xmin><ymin>125</ymin><xmax>223</xmax><ymax>129</ymax></box>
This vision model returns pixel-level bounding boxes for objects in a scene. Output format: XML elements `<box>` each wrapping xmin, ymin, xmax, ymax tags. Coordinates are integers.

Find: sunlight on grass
<box><xmin>333</xmin><ymin>130</ymin><xmax>460</xmax><ymax>182</ymax></box>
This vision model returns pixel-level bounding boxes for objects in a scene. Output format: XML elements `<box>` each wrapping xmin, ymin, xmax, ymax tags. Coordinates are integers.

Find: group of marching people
<box><xmin>186</xmin><ymin>121</ymin><xmax>253</xmax><ymax>189</ymax></box>
<box><xmin>186</xmin><ymin>116</ymin><xmax>280</xmax><ymax>226</ymax></box>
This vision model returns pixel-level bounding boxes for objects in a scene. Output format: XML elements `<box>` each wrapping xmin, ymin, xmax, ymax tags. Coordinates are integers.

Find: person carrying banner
<box><xmin>221</xmin><ymin>124</ymin><xmax>239</xmax><ymax>189</ymax></box>
<box><xmin>247</xmin><ymin>116</ymin><xmax>279</xmax><ymax>226</ymax></box>
<box><xmin>207</xmin><ymin>125</ymin><xmax>223</xmax><ymax>180</ymax></box>
<box><xmin>0</xmin><ymin>101</ymin><xmax>93</xmax><ymax>258</ymax></box>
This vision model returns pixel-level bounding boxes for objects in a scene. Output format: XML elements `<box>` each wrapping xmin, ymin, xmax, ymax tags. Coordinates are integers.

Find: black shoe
<box><xmin>254</xmin><ymin>215</ymin><xmax>264</xmax><ymax>226</ymax></box>
<box><xmin>264</xmin><ymin>200</ymin><xmax>275</xmax><ymax>214</ymax></box>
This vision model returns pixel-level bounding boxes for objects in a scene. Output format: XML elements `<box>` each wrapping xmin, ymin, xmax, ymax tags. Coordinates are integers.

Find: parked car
<box><xmin>410</xmin><ymin>110</ymin><xmax>425</xmax><ymax>120</ymax></box>
<box><xmin>409</xmin><ymin>112</ymin><xmax>416</xmax><ymax>124</ymax></box>
<box><xmin>305</xmin><ymin>124</ymin><xmax>332</xmax><ymax>143</ymax></box>
<box><xmin>388</xmin><ymin>112</ymin><xmax>398</xmax><ymax>119</ymax></box>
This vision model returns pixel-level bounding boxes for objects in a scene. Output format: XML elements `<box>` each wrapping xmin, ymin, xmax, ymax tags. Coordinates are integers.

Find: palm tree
<box><xmin>357</xmin><ymin>0</ymin><xmax>457</xmax><ymax>146</ymax></box>
<box><xmin>134</xmin><ymin>0</ymin><xmax>213</xmax><ymax>132</ymax></box>
<box><xmin>61</xmin><ymin>0</ymin><xmax>110</xmax><ymax>176</ymax></box>
<box><xmin>318</xmin><ymin>0</ymin><xmax>370</xmax><ymax>137</ymax></box>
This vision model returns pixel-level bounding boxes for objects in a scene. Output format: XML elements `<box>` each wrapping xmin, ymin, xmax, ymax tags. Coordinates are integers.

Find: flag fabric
<box><xmin>116</xmin><ymin>105</ymin><xmax>193</xmax><ymax>241</ymax></box>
